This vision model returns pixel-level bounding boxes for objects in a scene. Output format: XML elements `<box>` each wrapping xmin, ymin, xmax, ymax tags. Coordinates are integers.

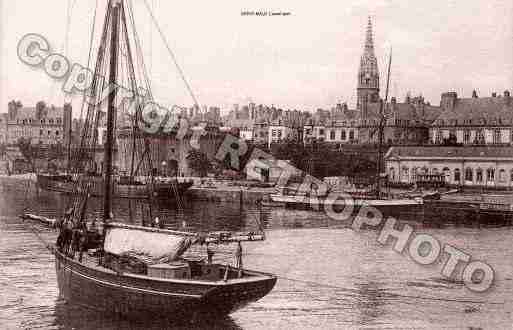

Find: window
<box><xmin>341</xmin><ymin>130</ymin><xmax>346</xmax><ymax>140</ymax></box>
<box><xmin>401</xmin><ymin>167</ymin><xmax>409</xmax><ymax>181</ymax></box>
<box><xmin>465</xmin><ymin>168</ymin><xmax>473</xmax><ymax>181</ymax></box>
<box><xmin>435</xmin><ymin>130</ymin><xmax>442</xmax><ymax>144</ymax></box>
<box><xmin>476</xmin><ymin>169</ymin><xmax>483</xmax><ymax>183</ymax></box>
<box><xmin>40</xmin><ymin>129</ymin><xmax>43</xmax><ymax>136</ymax></box>
<box><xmin>48</xmin><ymin>130</ymin><xmax>51</xmax><ymax>135</ymax></box>
<box><xmin>330</xmin><ymin>130</ymin><xmax>335</xmax><ymax>140</ymax></box>
<box><xmin>487</xmin><ymin>168</ymin><xmax>495</xmax><ymax>182</ymax></box>
<box><xmin>277</xmin><ymin>130</ymin><xmax>282</xmax><ymax>138</ymax></box>
<box><xmin>463</xmin><ymin>130</ymin><xmax>471</xmax><ymax>144</ymax></box>
<box><xmin>55</xmin><ymin>130</ymin><xmax>59</xmax><ymax>136</ymax></box>
<box><xmin>475</xmin><ymin>130</ymin><xmax>485</xmax><ymax>144</ymax></box>
<box><xmin>493</xmin><ymin>129</ymin><xmax>501</xmax><ymax>144</ymax></box>
<box><xmin>432</xmin><ymin>168</ymin><xmax>439</xmax><ymax>174</ymax></box>
<box><xmin>389</xmin><ymin>168</ymin><xmax>396</xmax><ymax>181</ymax></box>
<box><xmin>454</xmin><ymin>168</ymin><xmax>461</xmax><ymax>183</ymax></box>
<box><xmin>510</xmin><ymin>169</ymin><xmax>513</xmax><ymax>183</ymax></box>
<box><xmin>349</xmin><ymin>130</ymin><xmax>354</xmax><ymax>140</ymax></box>
<box><xmin>271</xmin><ymin>130</ymin><xmax>276</xmax><ymax>137</ymax></box>
<box><xmin>443</xmin><ymin>167</ymin><xmax>450</xmax><ymax>182</ymax></box>
<box><xmin>318</xmin><ymin>129</ymin><xmax>325</xmax><ymax>136</ymax></box>
<box><xmin>499</xmin><ymin>169</ymin><xmax>506</xmax><ymax>182</ymax></box>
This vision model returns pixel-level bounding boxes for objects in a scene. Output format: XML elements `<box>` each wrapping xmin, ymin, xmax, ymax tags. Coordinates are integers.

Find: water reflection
<box><xmin>1</xmin><ymin>185</ymin><xmax>513</xmax><ymax>329</ymax></box>
<box><xmin>52</xmin><ymin>300</ymin><xmax>242</xmax><ymax>330</ymax></box>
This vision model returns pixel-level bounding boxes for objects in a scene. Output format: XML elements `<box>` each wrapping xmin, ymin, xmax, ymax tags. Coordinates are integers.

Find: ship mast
<box><xmin>376</xmin><ymin>48</ymin><xmax>392</xmax><ymax>198</ymax></box>
<box><xmin>103</xmin><ymin>0</ymin><xmax>121</xmax><ymax>221</ymax></box>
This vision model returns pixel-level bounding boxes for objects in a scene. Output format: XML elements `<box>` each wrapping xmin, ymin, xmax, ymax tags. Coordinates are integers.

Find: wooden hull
<box><xmin>53</xmin><ymin>249</ymin><xmax>276</xmax><ymax>318</ymax></box>
<box><xmin>269</xmin><ymin>193</ymin><xmax>423</xmax><ymax>219</ymax></box>
<box><xmin>37</xmin><ymin>174</ymin><xmax>193</xmax><ymax>199</ymax></box>
<box><xmin>270</xmin><ymin>193</ymin><xmax>423</xmax><ymax>207</ymax></box>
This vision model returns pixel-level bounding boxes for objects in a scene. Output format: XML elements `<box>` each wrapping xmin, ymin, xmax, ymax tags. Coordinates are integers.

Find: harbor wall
<box><xmin>187</xmin><ymin>187</ymin><xmax>273</xmax><ymax>205</ymax></box>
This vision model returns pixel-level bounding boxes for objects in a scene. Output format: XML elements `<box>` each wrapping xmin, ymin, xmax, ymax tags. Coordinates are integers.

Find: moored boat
<box><xmin>53</xmin><ymin>223</ymin><xmax>276</xmax><ymax>318</ymax></box>
<box><xmin>37</xmin><ymin>173</ymin><xmax>193</xmax><ymax>199</ymax></box>
<box><xmin>48</xmin><ymin>0</ymin><xmax>276</xmax><ymax>320</ymax></box>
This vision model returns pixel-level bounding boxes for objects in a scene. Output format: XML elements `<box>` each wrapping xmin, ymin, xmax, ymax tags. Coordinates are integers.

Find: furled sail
<box><xmin>104</xmin><ymin>223</ymin><xmax>197</xmax><ymax>262</ymax></box>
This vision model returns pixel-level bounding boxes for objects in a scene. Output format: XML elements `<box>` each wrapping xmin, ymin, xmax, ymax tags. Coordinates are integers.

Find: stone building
<box><xmin>385</xmin><ymin>146</ymin><xmax>513</xmax><ymax>188</ymax></box>
<box><xmin>355</xmin><ymin>18</ymin><xmax>441</xmax><ymax>145</ymax></box>
<box><xmin>116</xmin><ymin>127</ymin><xmax>225</xmax><ymax>177</ymax></box>
<box><xmin>356</xmin><ymin>17</ymin><xmax>380</xmax><ymax>110</ymax></box>
<box><xmin>430</xmin><ymin>90</ymin><xmax>513</xmax><ymax>145</ymax></box>
<box><xmin>5</xmin><ymin>101</ymin><xmax>72</xmax><ymax>146</ymax></box>
<box><xmin>0</xmin><ymin>113</ymin><xmax>7</xmax><ymax>144</ymax></box>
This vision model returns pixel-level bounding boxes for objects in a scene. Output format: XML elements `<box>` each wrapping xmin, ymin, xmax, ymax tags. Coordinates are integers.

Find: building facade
<box><xmin>357</xmin><ymin>17</ymin><xmax>380</xmax><ymax>110</ymax></box>
<box><xmin>430</xmin><ymin>90</ymin><xmax>513</xmax><ymax>145</ymax></box>
<box><xmin>385</xmin><ymin>146</ymin><xmax>513</xmax><ymax>188</ymax></box>
<box><xmin>5</xmin><ymin>101</ymin><xmax>72</xmax><ymax>146</ymax></box>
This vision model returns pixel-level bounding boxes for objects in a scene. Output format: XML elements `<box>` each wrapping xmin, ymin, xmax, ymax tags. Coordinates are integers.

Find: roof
<box><xmin>386</xmin><ymin>146</ymin><xmax>513</xmax><ymax>159</ymax></box>
<box><xmin>225</xmin><ymin>118</ymin><xmax>254</xmax><ymax>129</ymax></box>
<box><xmin>435</xmin><ymin>97</ymin><xmax>513</xmax><ymax>125</ymax></box>
<box><xmin>360</xmin><ymin>101</ymin><xmax>442</xmax><ymax>125</ymax></box>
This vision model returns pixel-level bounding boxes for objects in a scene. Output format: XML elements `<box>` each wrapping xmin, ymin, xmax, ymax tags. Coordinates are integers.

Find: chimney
<box><xmin>492</xmin><ymin>92</ymin><xmax>497</xmax><ymax>97</ymax></box>
<box><xmin>472</xmin><ymin>90</ymin><xmax>478</xmax><ymax>98</ymax></box>
<box><xmin>441</xmin><ymin>92</ymin><xmax>457</xmax><ymax>110</ymax></box>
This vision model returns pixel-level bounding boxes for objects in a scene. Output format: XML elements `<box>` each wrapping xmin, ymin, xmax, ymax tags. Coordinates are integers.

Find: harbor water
<box><xmin>0</xmin><ymin>182</ymin><xmax>512</xmax><ymax>329</ymax></box>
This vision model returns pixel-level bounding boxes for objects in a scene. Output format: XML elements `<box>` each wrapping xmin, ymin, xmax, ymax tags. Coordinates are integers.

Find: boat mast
<box><xmin>376</xmin><ymin>48</ymin><xmax>392</xmax><ymax>197</ymax></box>
<box><xmin>66</xmin><ymin>105</ymin><xmax>72</xmax><ymax>173</ymax></box>
<box><xmin>103</xmin><ymin>0</ymin><xmax>121</xmax><ymax>221</ymax></box>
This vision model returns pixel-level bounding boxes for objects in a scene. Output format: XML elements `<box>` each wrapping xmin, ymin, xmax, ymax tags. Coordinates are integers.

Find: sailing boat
<box><xmin>36</xmin><ymin>1</ymin><xmax>193</xmax><ymax>200</ymax></box>
<box><xmin>52</xmin><ymin>0</ymin><xmax>275</xmax><ymax>318</ymax></box>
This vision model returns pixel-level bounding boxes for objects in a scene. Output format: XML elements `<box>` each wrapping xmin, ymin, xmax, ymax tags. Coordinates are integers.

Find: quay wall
<box><xmin>187</xmin><ymin>187</ymin><xmax>274</xmax><ymax>205</ymax></box>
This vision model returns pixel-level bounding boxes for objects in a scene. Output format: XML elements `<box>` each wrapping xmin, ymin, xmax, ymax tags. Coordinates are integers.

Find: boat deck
<box><xmin>66</xmin><ymin>249</ymin><xmax>267</xmax><ymax>284</ymax></box>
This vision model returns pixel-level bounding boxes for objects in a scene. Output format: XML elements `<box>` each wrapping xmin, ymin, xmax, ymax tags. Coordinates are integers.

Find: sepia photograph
<box><xmin>0</xmin><ymin>0</ymin><xmax>512</xmax><ymax>329</ymax></box>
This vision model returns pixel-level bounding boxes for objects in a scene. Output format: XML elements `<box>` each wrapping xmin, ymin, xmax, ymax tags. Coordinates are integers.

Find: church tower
<box><xmin>357</xmin><ymin>17</ymin><xmax>380</xmax><ymax>112</ymax></box>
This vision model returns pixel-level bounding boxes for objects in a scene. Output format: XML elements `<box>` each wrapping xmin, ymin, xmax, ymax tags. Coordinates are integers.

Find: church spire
<box><xmin>357</xmin><ymin>16</ymin><xmax>380</xmax><ymax>111</ymax></box>
<box><xmin>365</xmin><ymin>16</ymin><xmax>374</xmax><ymax>52</ymax></box>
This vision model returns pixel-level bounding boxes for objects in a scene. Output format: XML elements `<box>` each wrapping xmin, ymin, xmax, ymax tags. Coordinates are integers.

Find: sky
<box><xmin>1</xmin><ymin>0</ymin><xmax>512</xmax><ymax>115</ymax></box>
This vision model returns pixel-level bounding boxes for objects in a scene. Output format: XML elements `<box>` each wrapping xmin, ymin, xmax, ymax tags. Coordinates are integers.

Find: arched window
<box><xmin>493</xmin><ymin>129</ymin><xmax>501</xmax><ymax>144</ymax></box>
<box><xmin>486</xmin><ymin>168</ymin><xmax>495</xmax><ymax>182</ymax></box>
<box><xmin>401</xmin><ymin>167</ymin><xmax>409</xmax><ymax>182</ymax></box>
<box><xmin>421</xmin><ymin>166</ymin><xmax>428</xmax><ymax>174</ymax></box>
<box><xmin>443</xmin><ymin>167</ymin><xmax>450</xmax><ymax>182</ymax></box>
<box><xmin>465</xmin><ymin>168</ymin><xmax>473</xmax><ymax>181</ymax></box>
<box><xmin>432</xmin><ymin>168</ymin><xmax>439</xmax><ymax>174</ymax></box>
<box><xmin>454</xmin><ymin>168</ymin><xmax>461</xmax><ymax>183</ymax></box>
<box><xmin>389</xmin><ymin>167</ymin><xmax>396</xmax><ymax>181</ymax></box>
<box><xmin>499</xmin><ymin>169</ymin><xmax>506</xmax><ymax>182</ymax></box>
<box><xmin>476</xmin><ymin>169</ymin><xmax>483</xmax><ymax>183</ymax></box>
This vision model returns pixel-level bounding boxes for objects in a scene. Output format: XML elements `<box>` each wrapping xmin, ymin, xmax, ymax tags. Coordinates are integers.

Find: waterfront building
<box><xmin>5</xmin><ymin>101</ymin><xmax>72</xmax><ymax>146</ymax></box>
<box><xmin>385</xmin><ymin>146</ymin><xmax>513</xmax><ymax>188</ymax></box>
<box><xmin>253</xmin><ymin>118</ymin><xmax>269</xmax><ymax>145</ymax></box>
<box><xmin>268</xmin><ymin>118</ymin><xmax>297</xmax><ymax>147</ymax></box>
<box><xmin>355</xmin><ymin>18</ymin><xmax>441</xmax><ymax>145</ymax></box>
<box><xmin>430</xmin><ymin>90</ymin><xmax>513</xmax><ymax>145</ymax></box>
